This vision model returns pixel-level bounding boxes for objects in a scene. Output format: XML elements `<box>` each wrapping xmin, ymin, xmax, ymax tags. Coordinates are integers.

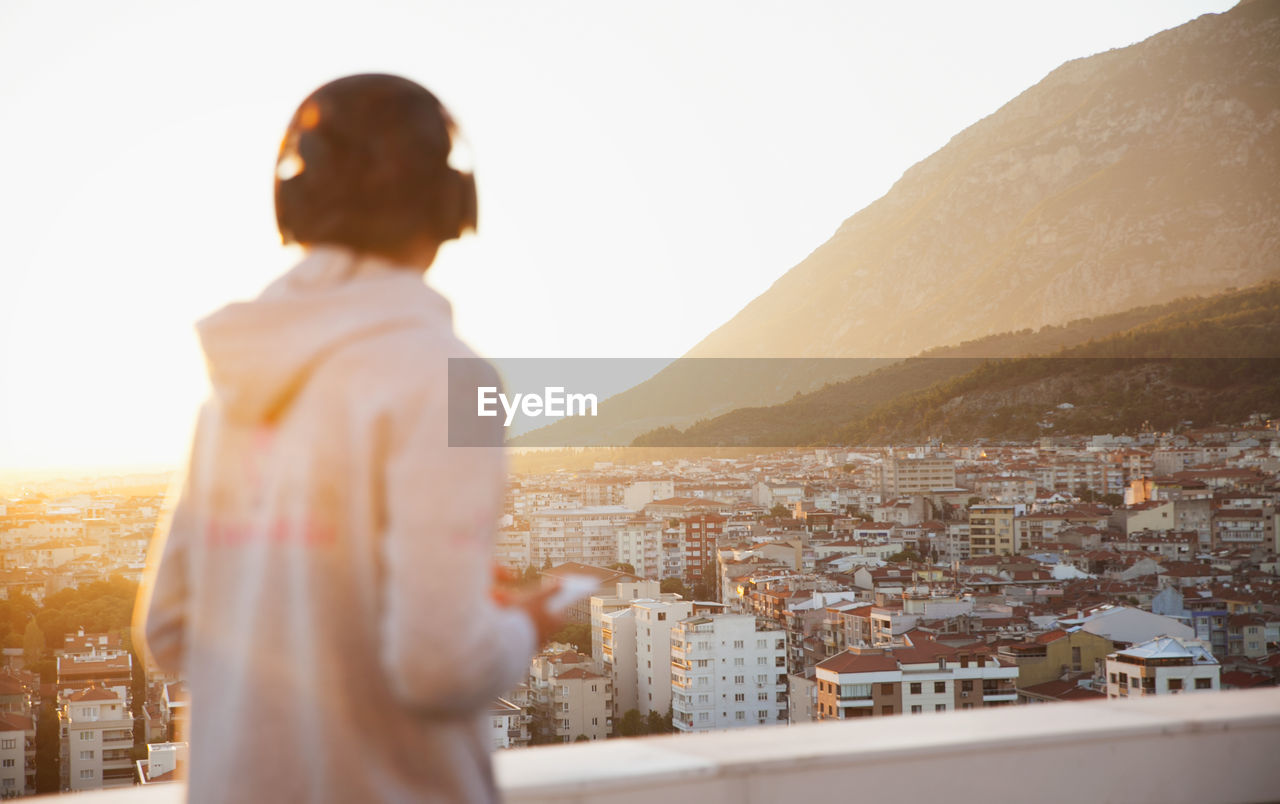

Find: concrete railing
<box><xmin>50</xmin><ymin>687</ymin><xmax>1280</xmax><ymax>803</ymax></box>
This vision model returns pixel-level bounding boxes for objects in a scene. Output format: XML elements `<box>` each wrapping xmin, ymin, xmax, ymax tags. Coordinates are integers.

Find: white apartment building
<box><xmin>671</xmin><ymin>614</ymin><xmax>788</xmax><ymax>733</ymax></box>
<box><xmin>487</xmin><ymin>698</ymin><xmax>529</xmax><ymax>750</ymax></box>
<box><xmin>633</xmin><ymin>600</ymin><xmax>695</xmax><ymax>717</ymax></box>
<box><xmin>528</xmin><ymin>506</ymin><xmax>634</xmax><ymax>567</ymax></box>
<box><xmin>600</xmin><ymin>608</ymin><xmax>638</xmax><ymax>716</ymax></box>
<box><xmin>615</xmin><ymin>517</ymin><xmax>663</xmax><ymax>578</ymax></box>
<box><xmin>589</xmin><ymin>581</ymin><xmax>674</xmax><ymax>665</ymax></box>
<box><xmin>61</xmin><ymin>687</ymin><xmax>134</xmax><ymax>791</ymax></box>
<box><xmin>1105</xmin><ymin>636</ymin><xmax>1221</xmax><ymax>699</ymax></box>
<box><xmin>0</xmin><ymin>712</ymin><xmax>34</xmax><ymax>796</ymax></box>
<box><xmin>623</xmin><ymin>480</ymin><xmax>675</xmax><ymax>511</ymax></box>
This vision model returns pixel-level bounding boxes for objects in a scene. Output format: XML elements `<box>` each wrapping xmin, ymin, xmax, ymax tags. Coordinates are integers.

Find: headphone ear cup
<box><xmin>455</xmin><ymin>170</ymin><xmax>477</xmax><ymax>237</ymax></box>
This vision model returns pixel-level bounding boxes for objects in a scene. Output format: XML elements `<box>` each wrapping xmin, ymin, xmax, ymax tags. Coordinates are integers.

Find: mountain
<box><xmin>689</xmin><ymin>0</ymin><xmax>1280</xmax><ymax>359</ymax></box>
<box><xmin>515</xmin><ymin>1</ymin><xmax>1280</xmax><ymax>447</ymax></box>
<box><xmin>631</xmin><ymin>282</ymin><xmax>1280</xmax><ymax>447</ymax></box>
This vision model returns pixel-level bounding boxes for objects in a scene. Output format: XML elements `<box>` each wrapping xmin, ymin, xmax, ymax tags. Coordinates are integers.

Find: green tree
<box><xmin>659</xmin><ymin>578</ymin><xmax>688</xmax><ymax>598</ymax></box>
<box><xmin>769</xmin><ymin>503</ymin><xmax>791</xmax><ymax>519</ymax></box>
<box><xmin>645</xmin><ymin>709</ymin><xmax>670</xmax><ymax>735</ymax></box>
<box><xmin>549</xmin><ymin>623</ymin><xmax>591</xmax><ymax>656</ymax></box>
<box><xmin>22</xmin><ymin>620</ymin><xmax>44</xmax><ymax>668</ymax></box>
<box><xmin>574</xmin><ymin>734</ymin><xmax>589</xmax><ymax>742</ymax></box>
<box><xmin>616</xmin><ymin>709</ymin><xmax>645</xmax><ymax>737</ymax></box>
<box><xmin>608</xmin><ymin>562</ymin><xmax>636</xmax><ymax>575</ymax></box>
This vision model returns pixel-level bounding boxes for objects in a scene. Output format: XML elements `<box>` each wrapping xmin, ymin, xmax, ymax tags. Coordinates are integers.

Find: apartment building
<box><xmin>671</xmin><ymin>614</ymin><xmax>788</xmax><ymax>733</ymax></box>
<box><xmin>615</xmin><ymin>516</ymin><xmax>663</xmax><ymax>578</ymax></box>
<box><xmin>487</xmin><ymin>698</ymin><xmax>530</xmax><ymax>750</ymax></box>
<box><xmin>589</xmin><ymin>580</ymin><xmax>677</xmax><ymax>667</ymax></box>
<box><xmin>0</xmin><ymin>712</ymin><xmax>34</xmax><ymax>797</ymax></box>
<box><xmin>680</xmin><ymin>513</ymin><xmax>725</xmax><ymax>585</ymax></box>
<box><xmin>527</xmin><ymin>649</ymin><xmax>612</xmax><ymax>743</ymax></box>
<box><xmin>633</xmin><ymin>600</ymin><xmax>696</xmax><ymax>717</ymax></box>
<box><xmin>1105</xmin><ymin>636</ymin><xmax>1220</xmax><ymax>699</ymax></box>
<box><xmin>527</xmin><ymin>506</ymin><xmax>635</xmax><ymax>568</ymax></box>
<box><xmin>814</xmin><ymin>638</ymin><xmax>1018</xmax><ymax>720</ymax></box>
<box><xmin>622</xmin><ymin>480</ymin><xmax>675</xmax><ymax>511</ymax></box>
<box><xmin>880</xmin><ymin>455</ymin><xmax>956</xmax><ymax>497</ymax></box>
<box><xmin>61</xmin><ymin>686</ymin><xmax>135</xmax><ymax>791</ymax></box>
<box><xmin>969</xmin><ymin>505</ymin><xmax>1018</xmax><ymax>556</ymax></box>
<box><xmin>996</xmin><ymin>629</ymin><xmax>1115</xmax><ymax>689</ymax></box>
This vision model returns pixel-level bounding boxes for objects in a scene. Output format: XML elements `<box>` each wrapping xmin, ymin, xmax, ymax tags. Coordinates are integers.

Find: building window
<box><xmin>734</xmin><ymin>675</ymin><xmax>744</xmax><ymax>684</ymax></box>
<box><xmin>657</xmin><ymin>612</ymin><xmax>666</xmax><ymax>621</ymax></box>
<box><xmin>80</xmin><ymin>770</ymin><xmax>94</xmax><ymax>779</ymax></box>
<box><xmin>911</xmin><ymin>705</ymin><xmax>922</xmax><ymax>714</ymax></box>
<box><xmin>758</xmin><ymin>692</ymin><xmax>768</xmax><ymax>701</ymax></box>
<box><xmin>881</xmin><ymin>706</ymin><xmax>893</xmax><ymax>715</ymax></box>
<box><xmin>1109</xmin><ymin>673</ymin><xmax>1117</xmax><ymax>684</ymax></box>
<box><xmin>961</xmin><ymin>680</ymin><xmax>973</xmax><ymax>692</ymax></box>
<box><xmin>934</xmin><ymin>682</ymin><xmax>946</xmax><ymax>693</ymax></box>
<box><xmin>734</xmin><ymin>693</ymin><xmax>745</xmax><ymax>702</ymax></box>
<box><xmin>909</xmin><ymin>682</ymin><xmax>922</xmax><ymax>695</ymax></box>
<box><xmin>935</xmin><ymin>704</ymin><xmax>947</xmax><ymax>712</ymax></box>
<box><xmin>1</xmin><ymin>759</ymin><xmax>11</xmax><ymax>768</ymax></box>
<box><xmin>1195</xmin><ymin>678</ymin><xmax>1212</xmax><ymax>690</ymax></box>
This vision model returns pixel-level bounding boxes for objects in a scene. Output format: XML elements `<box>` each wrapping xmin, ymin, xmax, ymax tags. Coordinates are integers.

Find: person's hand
<box><xmin>491</xmin><ymin>569</ymin><xmax>564</xmax><ymax>645</ymax></box>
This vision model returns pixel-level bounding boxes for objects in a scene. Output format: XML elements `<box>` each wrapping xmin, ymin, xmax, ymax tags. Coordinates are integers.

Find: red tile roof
<box><xmin>817</xmin><ymin>650</ymin><xmax>899</xmax><ymax>674</ymax></box>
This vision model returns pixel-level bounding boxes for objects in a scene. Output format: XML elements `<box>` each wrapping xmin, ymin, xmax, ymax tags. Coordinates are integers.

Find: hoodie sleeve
<box><xmin>377</xmin><ymin>369</ymin><xmax>535</xmax><ymax>715</ymax></box>
<box><xmin>134</xmin><ymin>409</ymin><xmax>207</xmax><ymax>676</ymax></box>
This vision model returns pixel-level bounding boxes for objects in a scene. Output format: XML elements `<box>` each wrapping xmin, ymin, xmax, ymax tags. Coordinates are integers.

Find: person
<box><xmin>135</xmin><ymin>73</ymin><xmax>559</xmax><ymax>802</ymax></box>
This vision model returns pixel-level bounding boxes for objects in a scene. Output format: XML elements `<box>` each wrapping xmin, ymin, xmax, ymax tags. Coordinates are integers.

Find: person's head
<box><xmin>273</xmin><ymin>73</ymin><xmax>476</xmax><ymax>263</ymax></box>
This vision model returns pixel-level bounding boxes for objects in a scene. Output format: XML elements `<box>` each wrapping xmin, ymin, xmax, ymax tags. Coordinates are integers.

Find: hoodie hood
<box><xmin>197</xmin><ymin>246</ymin><xmax>452</xmax><ymax>423</ymax></box>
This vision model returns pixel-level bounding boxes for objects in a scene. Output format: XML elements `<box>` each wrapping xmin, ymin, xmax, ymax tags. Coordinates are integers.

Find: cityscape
<box><xmin>1</xmin><ymin>415</ymin><xmax>1276</xmax><ymax>794</ymax></box>
<box><xmin>2</xmin><ymin>0</ymin><xmax>1278</xmax><ymax>800</ymax></box>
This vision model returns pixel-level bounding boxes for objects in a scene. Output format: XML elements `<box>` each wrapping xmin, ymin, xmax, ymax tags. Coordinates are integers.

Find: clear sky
<box><xmin>0</xmin><ymin>0</ymin><xmax>1236</xmax><ymax>474</ymax></box>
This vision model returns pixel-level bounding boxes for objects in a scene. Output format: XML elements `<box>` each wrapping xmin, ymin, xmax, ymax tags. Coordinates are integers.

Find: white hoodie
<box><xmin>137</xmin><ymin>246</ymin><xmax>534</xmax><ymax>803</ymax></box>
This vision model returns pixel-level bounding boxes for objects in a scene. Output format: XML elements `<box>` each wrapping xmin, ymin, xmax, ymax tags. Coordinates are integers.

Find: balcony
<box><xmin>59</xmin><ymin>688</ymin><xmax>1280</xmax><ymax>804</ymax></box>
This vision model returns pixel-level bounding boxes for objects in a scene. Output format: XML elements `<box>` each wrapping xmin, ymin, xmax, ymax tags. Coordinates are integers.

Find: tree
<box><xmin>659</xmin><ymin>578</ymin><xmax>688</xmax><ymax>598</ymax></box>
<box><xmin>769</xmin><ymin>503</ymin><xmax>791</xmax><ymax>519</ymax></box>
<box><xmin>22</xmin><ymin>620</ymin><xmax>44</xmax><ymax>668</ymax></box>
<box><xmin>574</xmin><ymin>734</ymin><xmax>590</xmax><ymax>742</ymax></box>
<box><xmin>691</xmin><ymin>579</ymin><xmax>715</xmax><ymax>602</ymax></box>
<box><xmin>645</xmin><ymin>709</ymin><xmax>670</xmax><ymax>735</ymax></box>
<box><xmin>549</xmin><ymin>623</ymin><xmax>591</xmax><ymax>656</ymax></box>
<box><xmin>616</xmin><ymin>709</ymin><xmax>645</xmax><ymax>737</ymax></box>
<box><xmin>608</xmin><ymin>562</ymin><xmax>636</xmax><ymax>575</ymax></box>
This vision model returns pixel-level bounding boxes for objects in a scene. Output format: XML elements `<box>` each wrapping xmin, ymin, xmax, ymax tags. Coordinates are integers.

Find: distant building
<box><xmin>880</xmin><ymin>455</ymin><xmax>956</xmax><ymax>498</ymax></box>
<box><xmin>814</xmin><ymin>636</ymin><xmax>1018</xmax><ymax>719</ymax></box>
<box><xmin>1105</xmin><ymin>636</ymin><xmax>1220</xmax><ymax>698</ymax></box>
<box><xmin>61</xmin><ymin>686</ymin><xmax>134</xmax><ymax>791</ymax></box>
<box><xmin>671</xmin><ymin>613</ymin><xmax>787</xmax><ymax>732</ymax></box>
<box><xmin>0</xmin><ymin>711</ymin><xmax>34</xmax><ymax>796</ymax></box>
<box><xmin>969</xmin><ymin>505</ymin><xmax>1018</xmax><ymax>556</ymax></box>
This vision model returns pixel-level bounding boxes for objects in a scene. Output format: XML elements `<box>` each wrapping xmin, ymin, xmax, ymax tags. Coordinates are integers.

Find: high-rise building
<box><xmin>671</xmin><ymin>614</ymin><xmax>788</xmax><ymax>732</ymax></box>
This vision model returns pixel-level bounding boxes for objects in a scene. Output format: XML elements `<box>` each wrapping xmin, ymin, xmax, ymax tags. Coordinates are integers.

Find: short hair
<box><xmin>273</xmin><ymin>74</ymin><xmax>477</xmax><ymax>257</ymax></box>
